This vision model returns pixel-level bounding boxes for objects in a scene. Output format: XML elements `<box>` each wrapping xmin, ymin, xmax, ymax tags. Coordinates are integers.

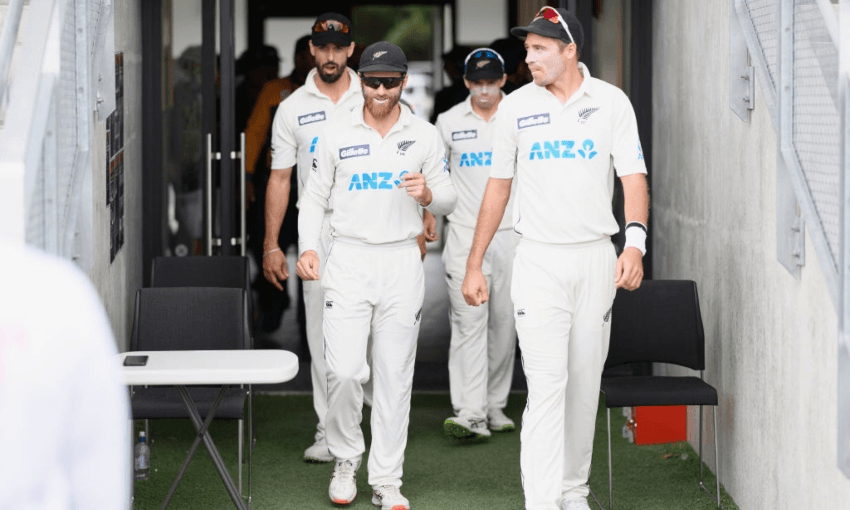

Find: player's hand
<box><xmin>296</xmin><ymin>250</ymin><xmax>321</xmax><ymax>281</ymax></box>
<box><xmin>422</xmin><ymin>210</ymin><xmax>439</xmax><ymax>242</ymax></box>
<box><xmin>262</xmin><ymin>248</ymin><xmax>288</xmax><ymax>290</ymax></box>
<box><xmin>462</xmin><ymin>268</ymin><xmax>489</xmax><ymax>306</ymax></box>
<box><xmin>615</xmin><ymin>247</ymin><xmax>644</xmax><ymax>290</ymax></box>
<box><xmin>399</xmin><ymin>172</ymin><xmax>433</xmax><ymax>206</ymax></box>
<box><xmin>416</xmin><ymin>234</ymin><xmax>427</xmax><ymax>261</ymax></box>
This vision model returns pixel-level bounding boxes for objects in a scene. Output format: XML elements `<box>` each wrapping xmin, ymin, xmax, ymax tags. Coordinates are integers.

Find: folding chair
<box><xmin>600</xmin><ymin>279</ymin><xmax>722</xmax><ymax>509</ymax></box>
<box><xmin>129</xmin><ymin>286</ymin><xmax>253</xmax><ymax>501</ymax></box>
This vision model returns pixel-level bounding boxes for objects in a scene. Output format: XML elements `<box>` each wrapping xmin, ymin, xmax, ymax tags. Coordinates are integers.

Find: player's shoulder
<box><xmin>585</xmin><ymin>76</ymin><xmax>629</xmax><ymax>105</ymax></box>
<box><xmin>500</xmin><ymin>83</ymin><xmax>542</xmax><ymax>112</ymax></box>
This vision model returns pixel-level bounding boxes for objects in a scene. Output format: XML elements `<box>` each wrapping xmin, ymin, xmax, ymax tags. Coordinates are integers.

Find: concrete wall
<box><xmin>652</xmin><ymin>1</ymin><xmax>850</xmax><ymax>508</ymax></box>
<box><xmin>87</xmin><ymin>2</ymin><xmax>144</xmax><ymax>351</ymax></box>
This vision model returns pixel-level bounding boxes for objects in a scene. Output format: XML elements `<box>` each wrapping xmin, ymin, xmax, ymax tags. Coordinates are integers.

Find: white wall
<box><xmin>87</xmin><ymin>1</ymin><xmax>144</xmax><ymax>351</ymax></box>
<box><xmin>456</xmin><ymin>0</ymin><xmax>508</xmax><ymax>46</ymax></box>
<box><xmin>652</xmin><ymin>1</ymin><xmax>850</xmax><ymax>508</ymax></box>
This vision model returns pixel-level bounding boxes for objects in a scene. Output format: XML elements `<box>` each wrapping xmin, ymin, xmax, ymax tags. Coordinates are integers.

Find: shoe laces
<box><xmin>334</xmin><ymin>460</ymin><xmax>357</xmax><ymax>482</ymax></box>
<box><xmin>469</xmin><ymin>418</ymin><xmax>486</xmax><ymax>429</ymax></box>
<box><xmin>375</xmin><ymin>484</ymin><xmax>402</xmax><ymax>500</ymax></box>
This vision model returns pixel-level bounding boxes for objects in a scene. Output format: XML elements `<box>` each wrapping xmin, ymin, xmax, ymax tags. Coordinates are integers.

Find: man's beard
<box><xmin>317</xmin><ymin>62</ymin><xmax>344</xmax><ymax>83</ymax></box>
<box><xmin>365</xmin><ymin>92</ymin><xmax>400</xmax><ymax>119</ymax></box>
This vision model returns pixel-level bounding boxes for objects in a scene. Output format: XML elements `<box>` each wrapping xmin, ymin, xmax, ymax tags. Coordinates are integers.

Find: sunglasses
<box><xmin>463</xmin><ymin>47</ymin><xmax>505</xmax><ymax>74</ymax></box>
<box><xmin>533</xmin><ymin>6</ymin><xmax>575</xmax><ymax>45</ymax></box>
<box><xmin>360</xmin><ymin>75</ymin><xmax>405</xmax><ymax>89</ymax></box>
<box><xmin>313</xmin><ymin>19</ymin><xmax>351</xmax><ymax>35</ymax></box>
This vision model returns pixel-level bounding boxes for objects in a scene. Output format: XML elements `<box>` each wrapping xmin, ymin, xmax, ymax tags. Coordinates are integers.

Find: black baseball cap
<box><xmin>464</xmin><ymin>48</ymin><xmax>505</xmax><ymax>81</ymax></box>
<box><xmin>510</xmin><ymin>7</ymin><xmax>584</xmax><ymax>52</ymax></box>
<box><xmin>358</xmin><ymin>41</ymin><xmax>408</xmax><ymax>74</ymax></box>
<box><xmin>311</xmin><ymin>13</ymin><xmax>353</xmax><ymax>47</ymax></box>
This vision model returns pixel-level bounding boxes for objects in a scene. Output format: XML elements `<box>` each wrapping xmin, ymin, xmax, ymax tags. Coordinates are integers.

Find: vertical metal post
<box><xmin>838</xmin><ymin>0</ymin><xmax>850</xmax><ymax>480</ymax></box>
<box><xmin>240</xmin><ymin>132</ymin><xmax>246</xmax><ymax>256</ymax></box>
<box><xmin>206</xmin><ymin>134</ymin><xmax>213</xmax><ymax>256</ymax></box>
<box><xmin>219</xmin><ymin>0</ymin><xmax>236</xmax><ymax>256</ymax></box>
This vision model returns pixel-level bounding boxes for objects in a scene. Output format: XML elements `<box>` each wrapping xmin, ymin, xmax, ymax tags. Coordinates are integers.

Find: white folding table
<box><xmin>118</xmin><ymin>349</ymin><xmax>299</xmax><ymax>510</ymax></box>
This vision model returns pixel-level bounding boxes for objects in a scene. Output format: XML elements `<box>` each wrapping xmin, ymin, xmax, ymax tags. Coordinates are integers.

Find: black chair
<box><xmin>129</xmin><ymin>286</ymin><xmax>253</xmax><ymax>500</ymax></box>
<box><xmin>150</xmin><ymin>255</ymin><xmax>253</xmax><ymax>330</ymax></box>
<box><xmin>600</xmin><ymin>279</ymin><xmax>722</xmax><ymax>509</ymax></box>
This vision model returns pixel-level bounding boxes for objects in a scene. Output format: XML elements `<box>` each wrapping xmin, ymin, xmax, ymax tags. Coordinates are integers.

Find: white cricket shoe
<box><xmin>372</xmin><ymin>484</ymin><xmax>410</xmax><ymax>510</ymax></box>
<box><xmin>560</xmin><ymin>497</ymin><xmax>591</xmax><ymax>510</ymax></box>
<box><xmin>487</xmin><ymin>408</ymin><xmax>516</xmax><ymax>432</ymax></box>
<box><xmin>443</xmin><ymin>416</ymin><xmax>492</xmax><ymax>438</ymax></box>
<box><xmin>304</xmin><ymin>437</ymin><xmax>334</xmax><ymax>463</ymax></box>
<box><xmin>328</xmin><ymin>458</ymin><xmax>360</xmax><ymax>505</ymax></box>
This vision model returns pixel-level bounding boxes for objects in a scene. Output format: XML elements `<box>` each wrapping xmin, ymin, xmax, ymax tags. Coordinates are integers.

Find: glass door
<box><xmin>152</xmin><ymin>0</ymin><xmax>241</xmax><ymax>260</ymax></box>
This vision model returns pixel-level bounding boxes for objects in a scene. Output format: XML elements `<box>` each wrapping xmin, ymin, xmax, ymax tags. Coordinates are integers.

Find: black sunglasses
<box><xmin>360</xmin><ymin>75</ymin><xmax>405</xmax><ymax>89</ymax></box>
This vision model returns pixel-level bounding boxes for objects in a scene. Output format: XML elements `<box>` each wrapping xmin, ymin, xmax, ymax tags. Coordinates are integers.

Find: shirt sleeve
<box><xmin>422</xmin><ymin>127</ymin><xmax>457</xmax><ymax>217</ymax></box>
<box><xmin>489</xmin><ymin>100</ymin><xmax>518</xmax><ymax>179</ymax></box>
<box><xmin>270</xmin><ymin>98</ymin><xmax>298</xmax><ymax>171</ymax></box>
<box><xmin>434</xmin><ymin>114</ymin><xmax>452</xmax><ymax>159</ymax></box>
<box><xmin>298</xmin><ymin>130</ymin><xmax>334</xmax><ymax>255</ymax></box>
<box><xmin>610</xmin><ymin>89</ymin><xmax>647</xmax><ymax>177</ymax></box>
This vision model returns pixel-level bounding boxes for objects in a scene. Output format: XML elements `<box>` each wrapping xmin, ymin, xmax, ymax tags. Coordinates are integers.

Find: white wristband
<box><xmin>624</xmin><ymin>222</ymin><xmax>647</xmax><ymax>256</ymax></box>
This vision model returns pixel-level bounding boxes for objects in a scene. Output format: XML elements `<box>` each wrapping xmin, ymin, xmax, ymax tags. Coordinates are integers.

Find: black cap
<box><xmin>311</xmin><ymin>13</ymin><xmax>353</xmax><ymax>47</ymax></box>
<box><xmin>510</xmin><ymin>7</ymin><xmax>584</xmax><ymax>51</ymax></box>
<box><xmin>464</xmin><ymin>48</ymin><xmax>505</xmax><ymax>81</ymax></box>
<box><xmin>358</xmin><ymin>41</ymin><xmax>408</xmax><ymax>74</ymax></box>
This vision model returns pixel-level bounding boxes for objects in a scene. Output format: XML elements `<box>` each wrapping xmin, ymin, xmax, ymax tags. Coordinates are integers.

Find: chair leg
<box><xmin>248</xmin><ymin>392</ymin><xmax>253</xmax><ymax>509</ymax></box>
<box><xmin>238</xmin><ymin>419</ymin><xmax>244</xmax><ymax>497</ymax></box>
<box><xmin>607</xmin><ymin>408</ymin><xmax>613</xmax><ymax>510</ymax></box>
<box><xmin>698</xmin><ymin>406</ymin><xmax>723</xmax><ymax>508</ymax></box>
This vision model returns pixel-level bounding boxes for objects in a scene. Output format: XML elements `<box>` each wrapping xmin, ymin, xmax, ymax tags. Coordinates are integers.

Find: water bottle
<box><xmin>134</xmin><ymin>431</ymin><xmax>150</xmax><ymax>480</ymax></box>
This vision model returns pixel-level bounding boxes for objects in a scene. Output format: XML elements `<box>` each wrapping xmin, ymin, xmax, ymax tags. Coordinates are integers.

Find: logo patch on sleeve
<box><xmin>339</xmin><ymin>144</ymin><xmax>371</xmax><ymax>159</ymax></box>
<box><xmin>298</xmin><ymin>111</ymin><xmax>327</xmax><ymax>125</ymax></box>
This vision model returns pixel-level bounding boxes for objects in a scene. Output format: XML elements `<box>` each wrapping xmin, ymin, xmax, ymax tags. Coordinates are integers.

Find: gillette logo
<box><xmin>339</xmin><ymin>144</ymin><xmax>371</xmax><ymax>159</ymax></box>
<box><xmin>298</xmin><ymin>111</ymin><xmax>326</xmax><ymax>125</ymax></box>
<box><xmin>452</xmin><ymin>130</ymin><xmax>477</xmax><ymax>141</ymax></box>
<box><xmin>517</xmin><ymin>113</ymin><xmax>550</xmax><ymax>129</ymax></box>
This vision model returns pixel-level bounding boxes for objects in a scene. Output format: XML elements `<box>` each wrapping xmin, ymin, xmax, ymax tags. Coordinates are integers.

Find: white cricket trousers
<box><xmin>512</xmin><ymin>238</ymin><xmax>616</xmax><ymax>510</ymax></box>
<box><xmin>443</xmin><ymin>223</ymin><xmax>518</xmax><ymax>420</ymax></box>
<box><xmin>302</xmin><ymin>215</ymin><xmax>332</xmax><ymax>441</ymax></box>
<box><xmin>322</xmin><ymin>238</ymin><xmax>424</xmax><ymax>487</ymax></box>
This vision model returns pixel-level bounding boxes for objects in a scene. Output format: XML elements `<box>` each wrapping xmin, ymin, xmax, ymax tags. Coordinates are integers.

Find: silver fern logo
<box><xmin>577</xmin><ymin>107</ymin><xmax>600</xmax><ymax>124</ymax></box>
<box><xmin>397</xmin><ymin>140</ymin><xmax>416</xmax><ymax>155</ymax></box>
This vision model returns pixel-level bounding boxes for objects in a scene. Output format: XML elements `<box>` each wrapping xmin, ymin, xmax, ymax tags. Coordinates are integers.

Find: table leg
<box><xmin>158</xmin><ymin>386</ymin><xmax>247</xmax><ymax>510</ymax></box>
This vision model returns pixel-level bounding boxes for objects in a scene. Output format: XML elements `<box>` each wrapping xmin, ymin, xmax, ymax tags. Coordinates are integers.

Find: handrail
<box><xmin>0</xmin><ymin>0</ymin><xmax>25</xmax><ymax>115</ymax></box>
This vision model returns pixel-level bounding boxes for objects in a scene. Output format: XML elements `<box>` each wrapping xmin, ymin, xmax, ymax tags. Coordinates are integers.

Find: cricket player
<box><xmin>261</xmin><ymin>12</ymin><xmax>362</xmax><ymax>463</ymax></box>
<box><xmin>297</xmin><ymin>41</ymin><xmax>456</xmax><ymax>510</ymax></box>
<box><xmin>461</xmin><ymin>8</ymin><xmax>650</xmax><ymax>510</ymax></box>
<box><xmin>435</xmin><ymin>48</ymin><xmax>520</xmax><ymax>439</ymax></box>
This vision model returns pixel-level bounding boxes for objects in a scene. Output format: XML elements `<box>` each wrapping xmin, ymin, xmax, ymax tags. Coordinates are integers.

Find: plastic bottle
<box><xmin>134</xmin><ymin>431</ymin><xmax>150</xmax><ymax>480</ymax></box>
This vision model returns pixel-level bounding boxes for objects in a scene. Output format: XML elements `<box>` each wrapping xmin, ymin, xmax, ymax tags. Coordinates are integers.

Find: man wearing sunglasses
<box><xmin>461</xmin><ymin>7</ymin><xmax>650</xmax><ymax>510</ymax></box>
<box><xmin>261</xmin><ymin>12</ymin><xmax>363</xmax><ymax>465</ymax></box>
<box><xmin>435</xmin><ymin>48</ymin><xmax>520</xmax><ymax>440</ymax></box>
<box><xmin>296</xmin><ymin>41</ymin><xmax>456</xmax><ymax>510</ymax></box>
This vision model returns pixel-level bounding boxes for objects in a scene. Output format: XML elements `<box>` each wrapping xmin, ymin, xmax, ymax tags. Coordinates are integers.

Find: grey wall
<box><xmin>652</xmin><ymin>1</ymin><xmax>850</xmax><ymax>507</ymax></box>
<box><xmin>87</xmin><ymin>1</ymin><xmax>144</xmax><ymax>351</ymax></box>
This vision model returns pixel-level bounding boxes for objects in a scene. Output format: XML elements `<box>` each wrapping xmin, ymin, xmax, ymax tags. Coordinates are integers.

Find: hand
<box><xmin>296</xmin><ymin>250</ymin><xmax>321</xmax><ymax>281</ymax></box>
<box><xmin>615</xmin><ymin>247</ymin><xmax>644</xmax><ymax>290</ymax></box>
<box><xmin>262</xmin><ymin>248</ymin><xmax>289</xmax><ymax>290</ymax></box>
<box><xmin>461</xmin><ymin>268</ymin><xmax>489</xmax><ymax>306</ymax></box>
<box><xmin>399</xmin><ymin>172</ymin><xmax>433</xmax><ymax>206</ymax></box>
<box><xmin>422</xmin><ymin>211</ymin><xmax>439</xmax><ymax>242</ymax></box>
<box><xmin>416</xmin><ymin>234</ymin><xmax>427</xmax><ymax>261</ymax></box>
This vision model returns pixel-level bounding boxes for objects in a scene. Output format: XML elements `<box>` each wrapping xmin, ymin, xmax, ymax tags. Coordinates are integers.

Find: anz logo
<box><xmin>348</xmin><ymin>170</ymin><xmax>410</xmax><ymax>191</ymax></box>
<box><xmin>309</xmin><ymin>136</ymin><xmax>319</xmax><ymax>154</ymax></box>
<box><xmin>529</xmin><ymin>139</ymin><xmax>598</xmax><ymax>160</ymax></box>
<box><xmin>459</xmin><ymin>152</ymin><xmax>492</xmax><ymax>167</ymax></box>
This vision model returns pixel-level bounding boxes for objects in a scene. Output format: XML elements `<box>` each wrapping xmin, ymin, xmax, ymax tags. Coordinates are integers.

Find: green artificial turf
<box><xmin>132</xmin><ymin>393</ymin><xmax>738</xmax><ymax>509</ymax></box>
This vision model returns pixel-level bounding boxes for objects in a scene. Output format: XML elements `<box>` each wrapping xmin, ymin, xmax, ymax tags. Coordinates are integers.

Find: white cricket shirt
<box><xmin>299</xmin><ymin>103</ymin><xmax>457</xmax><ymax>253</ymax></box>
<box><xmin>435</xmin><ymin>95</ymin><xmax>514</xmax><ymax>230</ymax></box>
<box><xmin>270</xmin><ymin>67</ymin><xmax>364</xmax><ymax>207</ymax></box>
<box><xmin>490</xmin><ymin>63</ymin><xmax>647</xmax><ymax>245</ymax></box>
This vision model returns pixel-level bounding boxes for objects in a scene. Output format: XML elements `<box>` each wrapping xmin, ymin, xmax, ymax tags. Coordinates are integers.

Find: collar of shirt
<box><xmin>302</xmin><ymin>67</ymin><xmax>361</xmax><ymax>102</ymax></box>
<box><xmin>353</xmin><ymin>101</ymin><xmax>415</xmax><ymax>136</ymax></box>
<box><xmin>532</xmin><ymin>61</ymin><xmax>598</xmax><ymax>107</ymax></box>
<box><xmin>462</xmin><ymin>91</ymin><xmax>506</xmax><ymax>121</ymax></box>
